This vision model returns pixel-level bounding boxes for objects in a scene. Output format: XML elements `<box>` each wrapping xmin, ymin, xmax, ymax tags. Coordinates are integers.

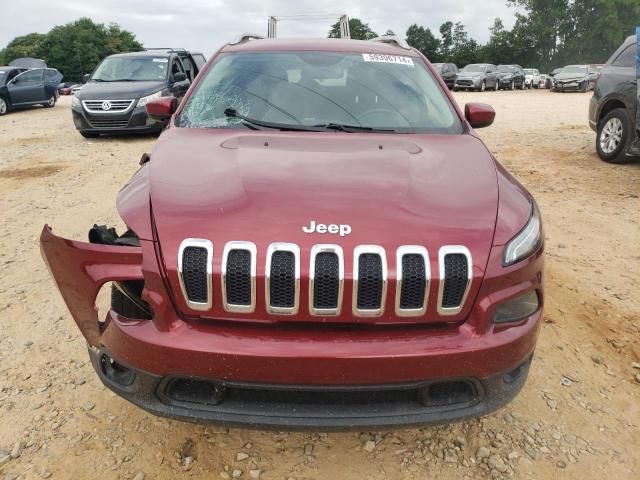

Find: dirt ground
<box><xmin>0</xmin><ymin>90</ymin><xmax>639</xmax><ymax>480</ymax></box>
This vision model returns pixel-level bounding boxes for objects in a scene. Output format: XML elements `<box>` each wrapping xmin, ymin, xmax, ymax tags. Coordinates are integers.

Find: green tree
<box><xmin>105</xmin><ymin>23</ymin><xmax>143</xmax><ymax>55</ymax></box>
<box><xmin>0</xmin><ymin>33</ymin><xmax>47</xmax><ymax>65</ymax></box>
<box><xmin>328</xmin><ymin>18</ymin><xmax>378</xmax><ymax>40</ymax></box>
<box><xmin>405</xmin><ymin>24</ymin><xmax>441</xmax><ymax>61</ymax></box>
<box><xmin>438</xmin><ymin>21</ymin><xmax>454</xmax><ymax>60</ymax></box>
<box><xmin>450</xmin><ymin>22</ymin><xmax>481</xmax><ymax>66</ymax></box>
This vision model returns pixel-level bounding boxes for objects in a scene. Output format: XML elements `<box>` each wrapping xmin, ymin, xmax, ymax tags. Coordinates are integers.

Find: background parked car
<box><xmin>588</xmin><ymin>35</ymin><xmax>639</xmax><ymax>163</ymax></box>
<box><xmin>524</xmin><ymin>68</ymin><xmax>541</xmax><ymax>88</ymax></box>
<box><xmin>552</xmin><ymin>65</ymin><xmax>597</xmax><ymax>92</ymax></box>
<box><xmin>432</xmin><ymin>62</ymin><xmax>458</xmax><ymax>89</ymax></box>
<box><xmin>497</xmin><ymin>65</ymin><xmax>526</xmax><ymax>90</ymax></box>
<box><xmin>0</xmin><ymin>66</ymin><xmax>62</xmax><ymax>115</ymax></box>
<box><xmin>71</xmin><ymin>48</ymin><xmax>205</xmax><ymax>137</ymax></box>
<box><xmin>454</xmin><ymin>63</ymin><xmax>498</xmax><ymax>91</ymax></box>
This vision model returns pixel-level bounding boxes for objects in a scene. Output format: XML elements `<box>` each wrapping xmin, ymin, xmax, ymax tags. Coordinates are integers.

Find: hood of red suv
<box><xmin>149</xmin><ymin>127</ymin><xmax>499</xmax><ymax>323</ymax></box>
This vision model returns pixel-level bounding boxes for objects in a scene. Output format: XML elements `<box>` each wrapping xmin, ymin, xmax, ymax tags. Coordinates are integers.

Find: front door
<box><xmin>7</xmin><ymin>69</ymin><xmax>45</xmax><ymax>105</ymax></box>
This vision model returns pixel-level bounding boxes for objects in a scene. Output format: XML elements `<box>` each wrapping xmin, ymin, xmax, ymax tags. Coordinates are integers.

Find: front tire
<box><xmin>44</xmin><ymin>96</ymin><xmax>56</xmax><ymax>108</ymax></box>
<box><xmin>596</xmin><ymin>108</ymin><xmax>635</xmax><ymax>164</ymax></box>
<box><xmin>480</xmin><ymin>81</ymin><xmax>486</xmax><ymax>92</ymax></box>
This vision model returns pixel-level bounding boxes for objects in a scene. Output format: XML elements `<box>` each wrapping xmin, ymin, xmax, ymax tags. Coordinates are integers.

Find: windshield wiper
<box><xmin>224</xmin><ymin>108</ymin><xmax>324</xmax><ymax>132</ymax></box>
<box><xmin>312</xmin><ymin>123</ymin><xmax>398</xmax><ymax>133</ymax></box>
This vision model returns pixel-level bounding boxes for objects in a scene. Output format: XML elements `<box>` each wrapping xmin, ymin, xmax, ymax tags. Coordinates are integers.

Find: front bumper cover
<box><xmin>72</xmin><ymin>104</ymin><xmax>164</xmax><ymax>134</ymax></box>
<box><xmin>89</xmin><ymin>345</ymin><xmax>533</xmax><ymax>430</ymax></box>
<box><xmin>41</xmin><ymin>225</ymin><xmax>543</xmax><ymax>428</ymax></box>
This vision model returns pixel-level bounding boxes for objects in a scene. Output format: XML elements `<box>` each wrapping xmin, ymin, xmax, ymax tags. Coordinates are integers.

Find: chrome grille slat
<box><xmin>266</xmin><ymin>243</ymin><xmax>300</xmax><ymax>315</ymax></box>
<box><xmin>221</xmin><ymin>241</ymin><xmax>257</xmax><ymax>313</ymax></box>
<box><xmin>309</xmin><ymin>245</ymin><xmax>344</xmax><ymax>316</ymax></box>
<box><xmin>437</xmin><ymin>246</ymin><xmax>472</xmax><ymax>315</ymax></box>
<box><xmin>178</xmin><ymin>239</ymin><xmax>213</xmax><ymax>311</ymax></box>
<box><xmin>352</xmin><ymin>246</ymin><xmax>387</xmax><ymax>317</ymax></box>
<box><xmin>395</xmin><ymin>246</ymin><xmax>430</xmax><ymax>317</ymax></box>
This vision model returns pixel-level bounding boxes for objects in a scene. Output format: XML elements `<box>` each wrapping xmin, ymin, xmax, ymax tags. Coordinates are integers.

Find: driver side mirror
<box><xmin>173</xmin><ymin>72</ymin><xmax>187</xmax><ymax>83</ymax></box>
<box><xmin>146</xmin><ymin>96</ymin><xmax>178</xmax><ymax>121</ymax></box>
<box><xmin>465</xmin><ymin>103</ymin><xmax>495</xmax><ymax>129</ymax></box>
<box><xmin>83</xmin><ymin>73</ymin><xmax>90</xmax><ymax>83</ymax></box>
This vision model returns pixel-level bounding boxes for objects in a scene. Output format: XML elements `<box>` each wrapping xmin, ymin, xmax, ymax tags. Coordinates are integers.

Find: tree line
<box><xmin>0</xmin><ymin>18</ymin><xmax>142</xmax><ymax>81</ymax></box>
<box><xmin>331</xmin><ymin>0</ymin><xmax>640</xmax><ymax>71</ymax></box>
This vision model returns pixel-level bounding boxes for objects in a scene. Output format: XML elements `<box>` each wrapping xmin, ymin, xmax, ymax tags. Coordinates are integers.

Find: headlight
<box><xmin>503</xmin><ymin>204</ymin><xmax>542</xmax><ymax>266</ymax></box>
<box><xmin>493</xmin><ymin>290</ymin><xmax>540</xmax><ymax>323</ymax></box>
<box><xmin>137</xmin><ymin>91</ymin><xmax>163</xmax><ymax>108</ymax></box>
<box><xmin>72</xmin><ymin>95</ymin><xmax>80</xmax><ymax>108</ymax></box>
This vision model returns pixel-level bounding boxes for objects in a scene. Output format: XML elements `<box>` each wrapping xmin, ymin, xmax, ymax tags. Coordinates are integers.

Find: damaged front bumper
<box><xmin>41</xmin><ymin>225</ymin><xmax>543</xmax><ymax>429</ymax></box>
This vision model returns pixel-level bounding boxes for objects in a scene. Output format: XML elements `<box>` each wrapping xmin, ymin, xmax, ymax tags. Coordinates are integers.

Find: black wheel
<box><xmin>596</xmin><ymin>108</ymin><xmax>635</xmax><ymax>164</ymax></box>
<box><xmin>80</xmin><ymin>131</ymin><xmax>99</xmax><ymax>138</ymax></box>
<box><xmin>520</xmin><ymin>79</ymin><xmax>526</xmax><ymax>90</ymax></box>
<box><xmin>0</xmin><ymin>96</ymin><xmax>9</xmax><ymax>115</ymax></box>
<box><xmin>580</xmin><ymin>81</ymin><xmax>588</xmax><ymax>93</ymax></box>
<box><xmin>111</xmin><ymin>284</ymin><xmax>151</xmax><ymax>319</ymax></box>
<box><xmin>44</xmin><ymin>95</ymin><xmax>56</xmax><ymax>108</ymax></box>
<box><xmin>510</xmin><ymin>81</ymin><xmax>515</xmax><ymax>91</ymax></box>
<box><xmin>480</xmin><ymin>80</ymin><xmax>486</xmax><ymax>92</ymax></box>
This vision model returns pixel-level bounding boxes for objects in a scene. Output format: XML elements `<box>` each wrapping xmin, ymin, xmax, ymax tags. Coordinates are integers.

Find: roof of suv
<box><xmin>107</xmin><ymin>51</ymin><xmax>171</xmax><ymax>59</ymax></box>
<box><xmin>221</xmin><ymin>38</ymin><xmax>420</xmax><ymax>56</ymax></box>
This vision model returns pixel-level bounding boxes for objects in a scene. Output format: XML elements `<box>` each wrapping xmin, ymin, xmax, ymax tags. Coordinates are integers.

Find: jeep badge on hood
<box><xmin>303</xmin><ymin>220</ymin><xmax>352</xmax><ymax>237</ymax></box>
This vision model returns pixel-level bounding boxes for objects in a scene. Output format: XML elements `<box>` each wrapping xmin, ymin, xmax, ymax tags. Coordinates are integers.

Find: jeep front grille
<box><xmin>353</xmin><ymin>246</ymin><xmax>387</xmax><ymax>317</ymax></box>
<box><xmin>176</xmin><ymin>242</ymin><xmax>473</xmax><ymax>318</ymax></box>
<box><xmin>437</xmin><ymin>246</ymin><xmax>472</xmax><ymax>315</ymax></box>
<box><xmin>178</xmin><ymin>239</ymin><xmax>213</xmax><ymax>310</ymax></box>
<box><xmin>396</xmin><ymin>246</ymin><xmax>430</xmax><ymax>316</ymax></box>
<box><xmin>221</xmin><ymin>241</ymin><xmax>257</xmax><ymax>313</ymax></box>
<box><xmin>266</xmin><ymin>243</ymin><xmax>300</xmax><ymax>315</ymax></box>
<box><xmin>309</xmin><ymin>245</ymin><xmax>344</xmax><ymax>316</ymax></box>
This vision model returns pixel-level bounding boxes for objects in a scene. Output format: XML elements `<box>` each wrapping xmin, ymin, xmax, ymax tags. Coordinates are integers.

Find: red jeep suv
<box><xmin>41</xmin><ymin>36</ymin><xmax>544</xmax><ymax>429</ymax></box>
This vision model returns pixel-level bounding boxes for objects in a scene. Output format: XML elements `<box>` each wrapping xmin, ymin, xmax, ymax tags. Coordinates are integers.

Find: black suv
<box><xmin>432</xmin><ymin>63</ymin><xmax>458</xmax><ymax>89</ymax></box>
<box><xmin>497</xmin><ymin>65</ymin><xmax>526</xmax><ymax>90</ymax></box>
<box><xmin>589</xmin><ymin>35</ymin><xmax>639</xmax><ymax>163</ymax></box>
<box><xmin>72</xmin><ymin>49</ymin><xmax>206</xmax><ymax>137</ymax></box>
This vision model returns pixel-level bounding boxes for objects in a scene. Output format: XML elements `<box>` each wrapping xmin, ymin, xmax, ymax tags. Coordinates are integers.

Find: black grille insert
<box><xmin>442</xmin><ymin>253</ymin><xmax>468</xmax><ymax>308</ymax></box>
<box><xmin>313</xmin><ymin>252</ymin><xmax>340</xmax><ymax>310</ymax></box>
<box><xmin>269</xmin><ymin>251</ymin><xmax>296</xmax><ymax>309</ymax></box>
<box><xmin>225</xmin><ymin>249</ymin><xmax>252</xmax><ymax>306</ymax></box>
<box><xmin>357</xmin><ymin>254</ymin><xmax>383</xmax><ymax>310</ymax></box>
<box><xmin>399</xmin><ymin>254</ymin><xmax>426</xmax><ymax>309</ymax></box>
<box><xmin>181</xmin><ymin>246</ymin><xmax>208</xmax><ymax>304</ymax></box>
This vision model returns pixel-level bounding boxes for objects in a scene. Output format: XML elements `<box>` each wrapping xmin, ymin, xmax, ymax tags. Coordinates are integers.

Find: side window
<box><xmin>171</xmin><ymin>58</ymin><xmax>185</xmax><ymax>78</ymax></box>
<box><xmin>612</xmin><ymin>44</ymin><xmax>636</xmax><ymax>67</ymax></box>
<box><xmin>14</xmin><ymin>69</ymin><xmax>43</xmax><ymax>84</ymax></box>
<box><xmin>192</xmin><ymin>54</ymin><xmax>206</xmax><ymax>70</ymax></box>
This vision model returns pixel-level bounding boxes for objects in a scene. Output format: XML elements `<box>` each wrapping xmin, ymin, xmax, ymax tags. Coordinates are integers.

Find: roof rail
<box><xmin>144</xmin><ymin>48</ymin><xmax>188</xmax><ymax>53</ymax></box>
<box><xmin>229</xmin><ymin>34</ymin><xmax>265</xmax><ymax>46</ymax></box>
<box><xmin>369</xmin><ymin>36</ymin><xmax>411</xmax><ymax>50</ymax></box>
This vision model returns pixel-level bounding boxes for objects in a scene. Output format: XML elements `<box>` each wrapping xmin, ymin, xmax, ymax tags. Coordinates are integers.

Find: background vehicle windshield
<box><xmin>432</xmin><ymin>63</ymin><xmax>445</xmax><ymax>73</ymax></box>
<box><xmin>91</xmin><ymin>57</ymin><xmax>168</xmax><ymax>81</ymax></box>
<box><xmin>177</xmin><ymin>52</ymin><xmax>462</xmax><ymax>133</ymax></box>
<box><xmin>561</xmin><ymin>66</ymin><xmax>587</xmax><ymax>74</ymax></box>
<box><xmin>523</xmin><ymin>69</ymin><xmax>535</xmax><ymax>74</ymax></box>
<box><xmin>462</xmin><ymin>64</ymin><xmax>485</xmax><ymax>72</ymax></box>
<box><xmin>498</xmin><ymin>66</ymin><xmax>515</xmax><ymax>73</ymax></box>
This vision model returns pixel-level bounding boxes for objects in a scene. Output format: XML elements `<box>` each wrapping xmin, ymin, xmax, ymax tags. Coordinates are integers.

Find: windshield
<box><xmin>462</xmin><ymin>64</ymin><xmax>486</xmax><ymax>73</ymax></box>
<box><xmin>498</xmin><ymin>66</ymin><xmax>515</xmax><ymax>73</ymax></box>
<box><xmin>432</xmin><ymin>63</ymin><xmax>445</xmax><ymax>73</ymax></box>
<box><xmin>523</xmin><ymin>69</ymin><xmax>535</xmax><ymax>75</ymax></box>
<box><xmin>91</xmin><ymin>56</ymin><xmax>168</xmax><ymax>82</ymax></box>
<box><xmin>177</xmin><ymin>52</ymin><xmax>461</xmax><ymax>133</ymax></box>
<box><xmin>561</xmin><ymin>66</ymin><xmax>587</xmax><ymax>74</ymax></box>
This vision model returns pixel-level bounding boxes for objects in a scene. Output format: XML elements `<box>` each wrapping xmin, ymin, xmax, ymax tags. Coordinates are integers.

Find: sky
<box><xmin>1</xmin><ymin>0</ymin><xmax>519</xmax><ymax>56</ymax></box>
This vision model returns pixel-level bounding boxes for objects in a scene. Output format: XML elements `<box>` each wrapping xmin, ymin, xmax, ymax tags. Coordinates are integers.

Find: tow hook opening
<box><xmin>100</xmin><ymin>354</ymin><xmax>135</xmax><ymax>386</ymax></box>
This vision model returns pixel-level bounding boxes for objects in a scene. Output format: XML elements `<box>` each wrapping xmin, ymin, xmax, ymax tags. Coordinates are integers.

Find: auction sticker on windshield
<box><xmin>362</xmin><ymin>53</ymin><xmax>414</xmax><ymax>67</ymax></box>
